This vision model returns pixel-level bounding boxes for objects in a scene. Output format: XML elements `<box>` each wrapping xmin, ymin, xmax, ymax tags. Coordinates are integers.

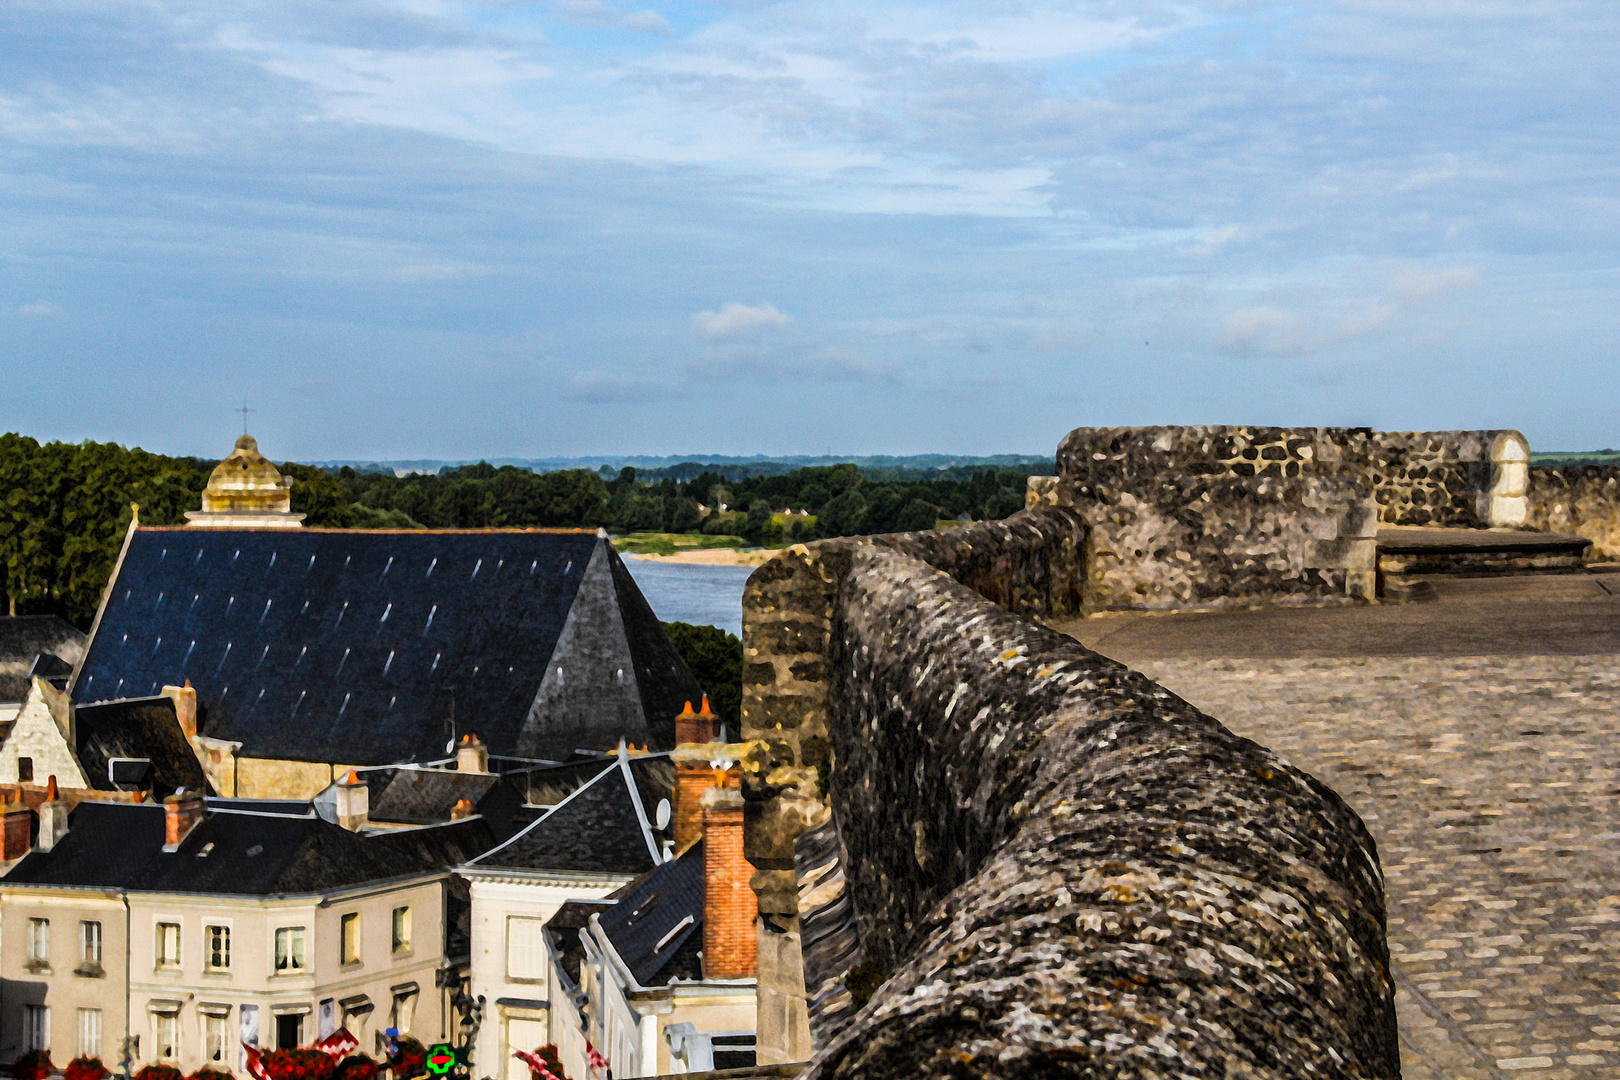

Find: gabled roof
<box><xmin>3</xmin><ymin>803</ymin><xmax>493</xmax><ymax>894</ymax></box>
<box><xmin>596</xmin><ymin>839</ymin><xmax>706</xmax><ymax>985</ymax></box>
<box><xmin>311</xmin><ymin>767</ymin><xmax>534</xmax><ymax>842</ymax></box>
<box><xmin>0</xmin><ymin>617</ymin><xmax>86</xmax><ymax>703</ymax></box>
<box><xmin>71</xmin><ymin>529</ymin><xmax>701</xmax><ymax>764</ymax></box>
<box><xmin>469</xmin><ymin>752</ymin><xmax>672</xmax><ymax>876</ymax></box>
<box><xmin>75</xmin><ymin>696</ymin><xmax>208</xmax><ymax>798</ymax></box>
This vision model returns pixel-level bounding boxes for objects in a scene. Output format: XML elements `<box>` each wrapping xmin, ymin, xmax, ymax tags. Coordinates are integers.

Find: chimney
<box><xmin>700</xmin><ymin>784</ymin><xmax>756</xmax><ymax>980</ymax></box>
<box><xmin>675</xmin><ymin>698</ymin><xmax>719</xmax><ymax>747</ymax></box>
<box><xmin>450</xmin><ymin>798</ymin><xmax>475</xmax><ymax>821</ymax></box>
<box><xmin>455</xmin><ymin>733</ymin><xmax>489</xmax><ymax>774</ymax></box>
<box><xmin>163</xmin><ymin>789</ymin><xmax>204</xmax><ymax>850</ymax></box>
<box><xmin>161</xmin><ymin>682</ymin><xmax>198</xmax><ymax>739</ymax></box>
<box><xmin>334</xmin><ymin>771</ymin><xmax>369</xmax><ymax>832</ymax></box>
<box><xmin>36</xmin><ymin>776</ymin><xmax>68</xmax><ymax>853</ymax></box>
<box><xmin>0</xmin><ymin>792</ymin><xmax>32</xmax><ymax>862</ymax></box>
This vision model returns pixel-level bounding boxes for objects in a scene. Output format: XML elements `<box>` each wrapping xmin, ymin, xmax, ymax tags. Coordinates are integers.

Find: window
<box><xmin>340</xmin><ymin>913</ymin><xmax>360</xmax><ymax>965</ymax></box>
<box><xmin>206</xmin><ymin>925</ymin><xmax>231</xmax><ymax>971</ymax></box>
<box><xmin>156</xmin><ymin>922</ymin><xmax>180</xmax><ymax>968</ymax></box>
<box><xmin>275</xmin><ymin>1014</ymin><xmax>301</xmax><ymax>1050</ymax></box>
<box><xmin>18</xmin><ymin>756</ymin><xmax>33</xmax><ymax>783</ymax></box>
<box><xmin>26</xmin><ymin>918</ymin><xmax>50</xmax><ymax>965</ymax></box>
<box><xmin>391</xmin><ymin>906</ymin><xmax>411</xmax><ymax>955</ymax></box>
<box><xmin>80</xmin><ymin>921</ymin><xmax>103</xmax><ymax>969</ymax></box>
<box><xmin>274</xmin><ymin>927</ymin><xmax>306</xmax><ymax>972</ymax></box>
<box><xmin>77</xmin><ymin>1009</ymin><xmax>102</xmax><ymax>1059</ymax></box>
<box><xmin>390</xmin><ymin>991</ymin><xmax>416</xmax><ymax>1035</ymax></box>
<box><xmin>204</xmin><ymin>1014</ymin><xmax>230</xmax><ymax>1063</ymax></box>
<box><xmin>506</xmin><ymin>916</ymin><xmax>545</xmax><ymax>981</ymax></box>
<box><xmin>153</xmin><ymin>1011</ymin><xmax>179</xmax><ymax>1061</ymax></box>
<box><xmin>24</xmin><ymin>1005</ymin><xmax>49</xmax><ymax>1053</ymax></box>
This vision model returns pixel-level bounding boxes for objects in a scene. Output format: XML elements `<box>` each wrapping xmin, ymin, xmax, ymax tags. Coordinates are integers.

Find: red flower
<box><xmin>13</xmin><ymin>1051</ymin><xmax>55</xmax><ymax>1080</ymax></box>
<box><xmin>135</xmin><ymin>1065</ymin><xmax>185</xmax><ymax>1080</ymax></box>
<box><xmin>66</xmin><ymin>1058</ymin><xmax>112</xmax><ymax>1080</ymax></box>
<box><xmin>385</xmin><ymin>1038</ymin><xmax>426</xmax><ymax>1080</ymax></box>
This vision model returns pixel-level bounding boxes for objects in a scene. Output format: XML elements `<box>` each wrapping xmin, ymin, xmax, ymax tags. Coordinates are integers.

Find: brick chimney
<box><xmin>673</xmin><ymin>699</ymin><xmax>722</xmax><ymax>852</ymax></box>
<box><xmin>0</xmin><ymin>792</ymin><xmax>32</xmax><ymax>862</ymax></box>
<box><xmin>676</xmin><ymin>697</ymin><xmax>719</xmax><ymax>747</ymax></box>
<box><xmin>455</xmin><ymin>733</ymin><xmax>489</xmax><ymax>774</ymax></box>
<box><xmin>36</xmin><ymin>776</ymin><xmax>68</xmax><ymax>853</ymax></box>
<box><xmin>334</xmin><ymin>771</ymin><xmax>369</xmax><ymax>831</ymax></box>
<box><xmin>161</xmin><ymin>681</ymin><xmax>198</xmax><ymax>739</ymax></box>
<box><xmin>700</xmin><ymin>784</ymin><xmax>756</xmax><ymax>980</ymax></box>
<box><xmin>163</xmin><ymin>789</ymin><xmax>204</xmax><ymax>850</ymax></box>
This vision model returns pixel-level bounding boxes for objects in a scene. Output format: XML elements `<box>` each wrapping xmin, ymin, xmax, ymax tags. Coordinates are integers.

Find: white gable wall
<box><xmin>0</xmin><ymin>678</ymin><xmax>86</xmax><ymax>787</ymax></box>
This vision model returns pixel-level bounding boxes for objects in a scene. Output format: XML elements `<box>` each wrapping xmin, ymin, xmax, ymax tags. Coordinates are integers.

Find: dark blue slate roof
<box><xmin>596</xmin><ymin>839</ymin><xmax>705</xmax><ymax>985</ymax></box>
<box><xmin>3</xmin><ymin>803</ymin><xmax>493</xmax><ymax>894</ymax></box>
<box><xmin>72</xmin><ymin>529</ymin><xmax>701</xmax><ymax>765</ymax></box>
<box><xmin>470</xmin><ymin>754</ymin><xmax>672</xmax><ymax>876</ymax></box>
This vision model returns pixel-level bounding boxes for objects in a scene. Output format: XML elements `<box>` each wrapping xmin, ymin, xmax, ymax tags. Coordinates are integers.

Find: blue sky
<box><xmin>2</xmin><ymin>0</ymin><xmax>1616</xmax><ymax>460</ymax></box>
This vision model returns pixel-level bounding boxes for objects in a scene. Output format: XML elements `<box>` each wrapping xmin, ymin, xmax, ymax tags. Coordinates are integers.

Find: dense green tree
<box><xmin>660</xmin><ymin>621</ymin><xmax>742</xmax><ymax>732</ymax></box>
<box><xmin>817</xmin><ymin>490</ymin><xmax>868</xmax><ymax>538</ymax></box>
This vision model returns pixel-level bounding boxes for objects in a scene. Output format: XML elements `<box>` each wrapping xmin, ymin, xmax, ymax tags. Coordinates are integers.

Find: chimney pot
<box><xmin>455</xmin><ymin>733</ymin><xmax>489</xmax><ymax>774</ymax></box>
<box><xmin>450</xmin><ymin>798</ymin><xmax>475</xmax><ymax>820</ymax></box>
<box><xmin>163</xmin><ymin>790</ymin><xmax>205</xmax><ymax>850</ymax></box>
<box><xmin>162</xmin><ymin>683</ymin><xmax>199</xmax><ymax>740</ymax></box>
<box><xmin>335</xmin><ymin>771</ymin><xmax>369</xmax><ymax>832</ymax></box>
<box><xmin>36</xmin><ymin>777</ymin><xmax>68</xmax><ymax>853</ymax></box>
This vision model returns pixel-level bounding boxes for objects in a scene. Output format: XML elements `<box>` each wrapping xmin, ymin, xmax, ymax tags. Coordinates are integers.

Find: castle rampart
<box><xmin>741</xmin><ymin>505</ymin><xmax>1397</xmax><ymax>1077</ymax></box>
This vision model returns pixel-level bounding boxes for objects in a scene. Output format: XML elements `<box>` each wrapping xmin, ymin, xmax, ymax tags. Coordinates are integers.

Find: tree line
<box><xmin>0</xmin><ymin>434</ymin><xmax>1041</xmax><ymax>626</ymax></box>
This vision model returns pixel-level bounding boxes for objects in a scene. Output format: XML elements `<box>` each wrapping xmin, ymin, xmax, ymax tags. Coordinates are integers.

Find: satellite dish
<box><xmin>655</xmin><ymin>798</ymin><xmax>672</xmax><ymax>831</ymax></box>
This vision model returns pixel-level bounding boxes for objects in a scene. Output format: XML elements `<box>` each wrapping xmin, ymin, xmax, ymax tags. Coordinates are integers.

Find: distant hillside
<box><xmin>306</xmin><ymin>453</ymin><xmax>1056</xmax><ymax>482</ymax></box>
<box><xmin>1532</xmin><ymin>450</ymin><xmax>1620</xmax><ymax>466</ymax></box>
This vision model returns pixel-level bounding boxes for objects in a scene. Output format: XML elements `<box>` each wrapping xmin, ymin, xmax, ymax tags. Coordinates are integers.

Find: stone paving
<box><xmin>1122</xmin><ymin>655</ymin><xmax>1620</xmax><ymax>1079</ymax></box>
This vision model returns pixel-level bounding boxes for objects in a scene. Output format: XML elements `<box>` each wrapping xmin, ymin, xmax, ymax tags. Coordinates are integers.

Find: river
<box><xmin>622</xmin><ymin>558</ymin><xmax>753</xmax><ymax>638</ymax></box>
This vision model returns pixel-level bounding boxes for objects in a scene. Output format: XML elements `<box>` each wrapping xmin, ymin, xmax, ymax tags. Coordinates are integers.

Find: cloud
<box><xmin>18</xmin><ymin>300</ymin><xmax>62</xmax><ymax>317</ymax></box>
<box><xmin>567</xmin><ymin>368</ymin><xmax>673</xmax><ymax>402</ymax></box>
<box><xmin>692</xmin><ymin>301</ymin><xmax>791</xmax><ymax>340</ymax></box>
<box><xmin>1220</xmin><ymin>306</ymin><xmax>1308</xmax><ymax>357</ymax></box>
<box><xmin>553</xmin><ymin>1</ymin><xmax>671</xmax><ymax>36</ymax></box>
<box><xmin>1387</xmin><ymin>266</ymin><xmax>1480</xmax><ymax>304</ymax></box>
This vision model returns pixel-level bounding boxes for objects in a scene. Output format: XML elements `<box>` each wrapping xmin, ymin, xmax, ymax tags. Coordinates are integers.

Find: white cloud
<box><xmin>1220</xmin><ymin>306</ymin><xmax>1307</xmax><ymax>357</ymax></box>
<box><xmin>18</xmin><ymin>300</ymin><xmax>62</xmax><ymax>317</ymax></box>
<box><xmin>692</xmin><ymin>301</ymin><xmax>792</xmax><ymax>340</ymax></box>
<box><xmin>1387</xmin><ymin>266</ymin><xmax>1480</xmax><ymax>304</ymax></box>
<box><xmin>553</xmin><ymin>1</ymin><xmax>671</xmax><ymax>36</ymax></box>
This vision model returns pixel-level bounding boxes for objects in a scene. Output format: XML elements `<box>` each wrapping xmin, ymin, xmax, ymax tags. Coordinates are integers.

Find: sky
<box><xmin>2</xmin><ymin>0</ymin><xmax>1617</xmax><ymax>460</ymax></box>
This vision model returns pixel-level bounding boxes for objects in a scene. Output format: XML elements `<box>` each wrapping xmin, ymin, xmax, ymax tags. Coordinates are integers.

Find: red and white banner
<box><xmin>316</xmin><ymin>1029</ymin><xmax>360</xmax><ymax>1059</ymax></box>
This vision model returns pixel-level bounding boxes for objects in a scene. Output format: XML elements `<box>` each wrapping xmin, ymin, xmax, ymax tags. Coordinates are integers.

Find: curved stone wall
<box><xmin>741</xmin><ymin>508</ymin><xmax>1398</xmax><ymax>1077</ymax></box>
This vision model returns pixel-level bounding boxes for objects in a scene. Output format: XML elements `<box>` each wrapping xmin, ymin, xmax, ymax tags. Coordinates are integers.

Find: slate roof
<box><xmin>595</xmin><ymin>839</ymin><xmax>706</xmax><ymax>985</ymax></box>
<box><xmin>74</xmin><ymin>695</ymin><xmax>208</xmax><ymax>798</ymax></box>
<box><xmin>3</xmin><ymin>803</ymin><xmax>493</xmax><ymax>894</ymax></box>
<box><xmin>311</xmin><ymin>767</ymin><xmax>534</xmax><ymax>842</ymax></box>
<box><xmin>71</xmin><ymin>529</ymin><xmax>701</xmax><ymax>764</ymax></box>
<box><xmin>0</xmin><ymin>617</ymin><xmax>86</xmax><ymax>703</ymax></box>
<box><xmin>468</xmin><ymin>752</ymin><xmax>673</xmax><ymax>876</ymax></box>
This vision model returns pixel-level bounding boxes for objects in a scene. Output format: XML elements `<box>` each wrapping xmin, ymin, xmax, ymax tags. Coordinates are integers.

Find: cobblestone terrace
<box><xmin>1052</xmin><ymin>573</ymin><xmax>1620</xmax><ymax>1080</ymax></box>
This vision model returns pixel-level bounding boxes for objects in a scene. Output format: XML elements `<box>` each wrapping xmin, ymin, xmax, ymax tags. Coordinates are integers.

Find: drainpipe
<box><xmin>122</xmin><ymin>891</ymin><xmax>132</xmax><ymax>1077</ymax></box>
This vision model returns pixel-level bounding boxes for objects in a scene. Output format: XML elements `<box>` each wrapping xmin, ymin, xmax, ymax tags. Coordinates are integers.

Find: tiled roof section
<box><xmin>72</xmin><ymin>529</ymin><xmax>699</xmax><ymax>764</ymax></box>
<box><xmin>597</xmin><ymin>839</ymin><xmax>706</xmax><ymax>986</ymax></box>
<box><xmin>3</xmin><ymin>804</ymin><xmax>493</xmax><ymax>894</ymax></box>
<box><xmin>0</xmin><ymin>616</ymin><xmax>86</xmax><ymax>703</ymax></box>
<box><xmin>470</xmin><ymin>754</ymin><xmax>671</xmax><ymax>875</ymax></box>
<box><xmin>75</xmin><ymin>696</ymin><xmax>209</xmax><ymax>798</ymax></box>
<box><xmin>368</xmin><ymin>769</ymin><xmax>499</xmax><ymax>824</ymax></box>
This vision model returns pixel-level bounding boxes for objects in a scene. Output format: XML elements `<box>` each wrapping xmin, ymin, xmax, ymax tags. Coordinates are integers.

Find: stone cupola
<box><xmin>184</xmin><ymin>434</ymin><xmax>306</xmax><ymax>529</ymax></box>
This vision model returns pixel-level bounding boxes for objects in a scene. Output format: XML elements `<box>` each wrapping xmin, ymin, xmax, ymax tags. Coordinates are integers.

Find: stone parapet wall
<box><xmin>1528</xmin><ymin>465</ymin><xmax>1620</xmax><ymax>561</ymax></box>
<box><xmin>1370</xmin><ymin>429</ymin><xmax>1525</xmax><ymax>528</ymax></box>
<box><xmin>1049</xmin><ymin>426</ymin><xmax>1379</xmax><ymax>610</ymax></box>
<box><xmin>1041</xmin><ymin>425</ymin><xmax>1531</xmax><ymax>611</ymax></box>
<box><xmin>739</xmin><ymin>508</ymin><xmax>1088</xmax><ymax>1063</ymax></box>
<box><xmin>741</xmin><ymin>508</ymin><xmax>1397</xmax><ymax>1076</ymax></box>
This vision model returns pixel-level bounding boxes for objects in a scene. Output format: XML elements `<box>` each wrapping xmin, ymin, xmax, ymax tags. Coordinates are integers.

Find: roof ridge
<box><xmin>465</xmin><ymin>758</ymin><xmax>619</xmax><ymax>865</ymax></box>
